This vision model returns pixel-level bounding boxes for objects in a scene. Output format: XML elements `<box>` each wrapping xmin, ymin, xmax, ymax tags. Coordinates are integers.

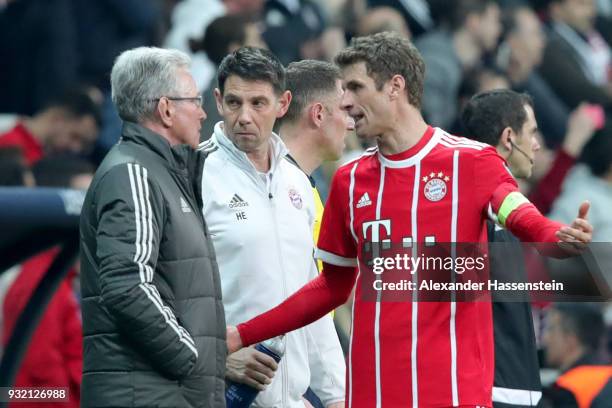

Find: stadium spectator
<box><xmin>79</xmin><ymin>47</ymin><xmax>226</xmax><ymax>408</ymax></box>
<box><xmin>0</xmin><ymin>89</ymin><xmax>101</xmax><ymax>165</ymax></box>
<box><xmin>366</xmin><ymin>0</ymin><xmax>434</xmax><ymax>37</ymax></box>
<box><xmin>164</xmin><ymin>0</ymin><xmax>264</xmax><ymax>92</ymax></box>
<box><xmin>527</xmin><ymin>104</ymin><xmax>599</xmax><ymax>215</ymax></box>
<box><xmin>539</xmin><ymin>0</ymin><xmax>612</xmax><ymax>110</ymax></box>
<box><xmin>542</xmin><ymin>303</ymin><xmax>611</xmax><ymax>407</ymax></box>
<box><xmin>416</xmin><ymin>0</ymin><xmax>502</xmax><ymax>128</ymax></box>
<box><xmin>356</xmin><ymin>6</ymin><xmax>411</xmax><ymax>37</ymax></box>
<box><xmin>228</xmin><ymin>31</ymin><xmax>593</xmax><ymax>407</ymax></box>
<box><xmin>189</xmin><ymin>13</ymin><xmax>267</xmax><ymax>140</ymax></box>
<box><xmin>199</xmin><ymin>47</ymin><xmax>345</xmax><ymax>408</ymax></box>
<box><xmin>497</xmin><ymin>5</ymin><xmax>571</xmax><ymax>147</ymax></box>
<box><xmin>262</xmin><ymin>0</ymin><xmax>345</xmax><ymax>64</ymax></box>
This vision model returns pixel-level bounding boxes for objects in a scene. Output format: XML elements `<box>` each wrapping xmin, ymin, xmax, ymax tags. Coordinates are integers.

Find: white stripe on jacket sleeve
<box><xmin>127</xmin><ymin>163</ymin><xmax>198</xmax><ymax>357</ymax></box>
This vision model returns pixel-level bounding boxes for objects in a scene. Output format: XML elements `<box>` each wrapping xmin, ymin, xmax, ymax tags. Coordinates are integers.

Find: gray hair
<box><xmin>111</xmin><ymin>47</ymin><xmax>191</xmax><ymax>123</ymax></box>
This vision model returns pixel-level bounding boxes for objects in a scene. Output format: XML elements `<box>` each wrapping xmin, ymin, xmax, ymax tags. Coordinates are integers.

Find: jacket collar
<box><xmin>121</xmin><ymin>121</ymin><xmax>193</xmax><ymax>171</ymax></box>
<box><xmin>211</xmin><ymin>121</ymin><xmax>288</xmax><ymax>176</ymax></box>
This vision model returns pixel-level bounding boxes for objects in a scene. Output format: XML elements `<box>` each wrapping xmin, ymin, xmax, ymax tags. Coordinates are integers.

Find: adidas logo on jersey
<box><xmin>356</xmin><ymin>192</ymin><xmax>372</xmax><ymax>208</ymax></box>
<box><xmin>180</xmin><ymin>197</ymin><xmax>192</xmax><ymax>213</ymax></box>
<box><xmin>228</xmin><ymin>194</ymin><xmax>249</xmax><ymax>209</ymax></box>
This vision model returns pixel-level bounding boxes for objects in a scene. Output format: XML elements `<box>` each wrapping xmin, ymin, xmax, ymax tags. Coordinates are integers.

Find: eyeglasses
<box><xmin>151</xmin><ymin>96</ymin><xmax>203</xmax><ymax>108</ymax></box>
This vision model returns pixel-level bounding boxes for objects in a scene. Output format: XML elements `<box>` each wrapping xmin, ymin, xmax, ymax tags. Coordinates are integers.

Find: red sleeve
<box><xmin>477</xmin><ymin>147</ymin><xmax>567</xmax><ymax>249</ymax></box>
<box><xmin>237</xmin><ymin>263</ymin><xmax>357</xmax><ymax>346</ymax></box>
<box><xmin>316</xmin><ymin>167</ymin><xmax>357</xmax><ymax>265</ymax></box>
<box><xmin>528</xmin><ymin>149</ymin><xmax>576</xmax><ymax>214</ymax></box>
<box><xmin>490</xmin><ymin>183</ymin><xmax>567</xmax><ymax>257</ymax></box>
<box><xmin>503</xmin><ymin>202</ymin><xmax>563</xmax><ymax>244</ymax></box>
<box><xmin>474</xmin><ymin>146</ymin><xmax>519</xmax><ymax>214</ymax></box>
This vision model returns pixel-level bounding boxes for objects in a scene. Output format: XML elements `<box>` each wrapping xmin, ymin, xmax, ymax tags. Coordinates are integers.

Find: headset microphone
<box><xmin>509</xmin><ymin>139</ymin><xmax>533</xmax><ymax>165</ymax></box>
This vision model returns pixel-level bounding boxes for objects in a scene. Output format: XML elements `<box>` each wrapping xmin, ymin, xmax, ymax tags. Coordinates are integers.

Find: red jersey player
<box><xmin>227</xmin><ymin>32</ymin><xmax>593</xmax><ymax>408</ymax></box>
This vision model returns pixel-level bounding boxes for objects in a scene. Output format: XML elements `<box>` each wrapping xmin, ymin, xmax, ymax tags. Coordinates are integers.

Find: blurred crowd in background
<box><xmin>0</xmin><ymin>0</ymin><xmax>611</xmax><ymax>406</ymax></box>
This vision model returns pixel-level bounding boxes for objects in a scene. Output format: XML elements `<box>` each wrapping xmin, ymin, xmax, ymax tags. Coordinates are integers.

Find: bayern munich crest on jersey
<box><xmin>288</xmin><ymin>188</ymin><xmax>303</xmax><ymax>209</ymax></box>
<box><xmin>423</xmin><ymin>171</ymin><xmax>450</xmax><ymax>202</ymax></box>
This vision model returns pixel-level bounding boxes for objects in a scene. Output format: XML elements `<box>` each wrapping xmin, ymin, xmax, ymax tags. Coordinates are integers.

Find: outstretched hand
<box><xmin>555</xmin><ymin>201</ymin><xmax>593</xmax><ymax>255</ymax></box>
<box><xmin>227</xmin><ymin>325</ymin><xmax>244</xmax><ymax>354</ymax></box>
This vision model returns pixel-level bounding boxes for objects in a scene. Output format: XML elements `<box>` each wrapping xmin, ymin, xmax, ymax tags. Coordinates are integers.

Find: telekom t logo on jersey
<box><xmin>363</xmin><ymin>219</ymin><xmax>391</xmax><ymax>242</ymax></box>
<box><xmin>362</xmin><ymin>219</ymin><xmax>436</xmax><ymax>259</ymax></box>
<box><xmin>363</xmin><ymin>219</ymin><xmax>391</xmax><ymax>260</ymax></box>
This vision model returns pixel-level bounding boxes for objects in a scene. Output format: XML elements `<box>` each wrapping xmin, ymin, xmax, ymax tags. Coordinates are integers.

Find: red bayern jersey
<box><xmin>316</xmin><ymin>126</ymin><xmax>518</xmax><ymax>408</ymax></box>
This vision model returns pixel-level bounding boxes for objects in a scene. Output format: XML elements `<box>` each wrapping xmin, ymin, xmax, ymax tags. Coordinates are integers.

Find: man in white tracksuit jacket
<box><xmin>199</xmin><ymin>47</ymin><xmax>345</xmax><ymax>408</ymax></box>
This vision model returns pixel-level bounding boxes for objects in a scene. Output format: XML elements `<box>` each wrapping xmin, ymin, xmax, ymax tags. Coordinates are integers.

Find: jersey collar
<box><xmin>377</xmin><ymin>126</ymin><xmax>439</xmax><ymax>168</ymax></box>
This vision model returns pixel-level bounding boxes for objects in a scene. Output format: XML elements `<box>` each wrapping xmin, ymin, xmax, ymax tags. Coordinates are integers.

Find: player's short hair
<box><xmin>552</xmin><ymin>303</ymin><xmax>605</xmax><ymax>352</ymax></box>
<box><xmin>217</xmin><ymin>46</ymin><xmax>285</xmax><ymax>96</ymax></box>
<box><xmin>335</xmin><ymin>31</ymin><xmax>425</xmax><ymax>109</ymax></box>
<box><xmin>461</xmin><ymin>89</ymin><xmax>533</xmax><ymax>146</ymax></box>
<box><xmin>280</xmin><ymin>60</ymin><xmax>341</xmax><ymax>125</ymax></box>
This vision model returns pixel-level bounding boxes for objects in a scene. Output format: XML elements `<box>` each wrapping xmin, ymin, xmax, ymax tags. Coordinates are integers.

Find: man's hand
<box><xmin>555</xmin><ymin>201</ymin><xmax>593</xmax><ymax>255</ymax></box>
<box><xmin>326</xmin><ymin>402</ymin><xmax>345</xmax><ymax>408</ymax></box>
<box><xmin>227</xmin><ymin>325</ymin><xmax>243</xmax><ymax>354</ymax></box>
<box><xmin>226</xmin><ymin>347</ymin><xmax>278</xmax><ymax>390</ymax></box>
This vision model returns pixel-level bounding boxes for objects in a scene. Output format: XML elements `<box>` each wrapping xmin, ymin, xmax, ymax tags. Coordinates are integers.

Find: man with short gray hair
<box><xmin>80</xmin><ymin>47</ymin><xmax>226</xmax><ymax>408</ymax></box>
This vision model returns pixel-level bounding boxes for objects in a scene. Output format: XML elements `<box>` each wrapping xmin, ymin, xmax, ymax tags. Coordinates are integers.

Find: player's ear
<box><xmin>214</xmin><ymin>88</ymin><xmax>224</xmax><ymax>116</ymax></box>
<box><xmin>309</xmin><ymin>102</ymin><xmax>324</xmax><ymax>128</ymax></box>
<box><xmin>389</xmin><ymin>74</ymin><xmax>406</xmax><ymax>100</ymax></box>
<box><xmin>157</xmin><ymin>97</ymin><xmax>173</xmax><ymax>128</ymax></box>
<box><xmin>499</xmin><ymin>127</ymin><xmax>513</xmax><ymax>152</ymax></box>
<box><xmin>277</xmin><ymin>90</ymin><xmax>292</xmax><ymax>118</ymax></box>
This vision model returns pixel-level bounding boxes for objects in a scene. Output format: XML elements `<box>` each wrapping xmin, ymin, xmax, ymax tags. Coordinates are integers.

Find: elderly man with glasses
<box><xmin>79</xmin><ymin>47</ymin><xmax>226</xmax><ymax>408</ymax></box>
